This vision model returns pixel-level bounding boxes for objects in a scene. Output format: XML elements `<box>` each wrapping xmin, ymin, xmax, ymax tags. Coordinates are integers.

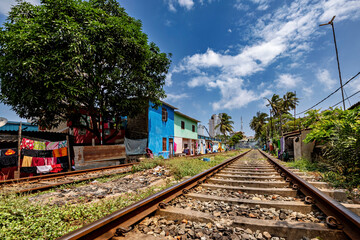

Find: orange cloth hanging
<box><xmin>53</xmin><ymin>147</ymin><xmax>68</xmax><ymax>158</ymax></box>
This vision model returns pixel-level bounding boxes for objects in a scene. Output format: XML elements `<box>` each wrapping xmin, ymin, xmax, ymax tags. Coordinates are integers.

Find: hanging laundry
<box><xmin>44</xmin><ymin>157</ymin><xmax>56</xmax><ymax>165</ymax></box>
<box><xmin>50</xmin><ymin>164</ymin><xmax>63</xmax><ymax>173</ymax></box>
<box><xmin>21</xmin><ymin>138</ymin><xmax>34</xmax><ymax>150</ymax></box>
<box><xmin>21</xmin><ymin>167</ymin><xmax>37</xmax><ymax>174</ymax></box>
<box><xmin>45</xmin><ymin>141</ymin><xmax>59</xmax><ymax>150</ymax></box>
<box><xmin>53</xmin><ymin>147</ymin><xmax>68</xmax><ymax>158</ymax></box>
<box><xmin>36</xmin><ymin>165</ymin><xmax>53</xmax><ymax>174</ymax></box>
<box><xmin>36</xmin><ymin>150</ymin><xmax>53</xmax><ymax>158</ymax></box>
<box><xmin>21</xmin><ymin>149</ymin><xmax>38</xmax><ymax>157</ymax></box>
<box><xmin>22</xmin><ymin>156</ymin><xmax>33</xmax><ymax>167</ymax></box>
<box><xmin>58</xmin><ymin>140</ymin><xmax>67</xmax><ymax>148</ymax></box>
<box><xmin>56</xmin><ymin>156</ymin><xmax>68</xmax><ymax>164</ymax></box>
<box><xmin>32</xmin><ymin>157</ymin><xmax>45</xmax><ymax>166</ymax></box>
<box><xmin>33</xmin><ymin>141</ymin><xmax>46</xmax><ymax>150</ymax></box>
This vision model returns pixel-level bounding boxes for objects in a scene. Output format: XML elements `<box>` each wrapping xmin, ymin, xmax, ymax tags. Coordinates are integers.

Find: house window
<box><xmin>162</xmin><ymin>108</ymin><xmax>168</xmax><ymax>122</ymax></box>
<box><xmin>162</xmin><ymin>138</ymin><xmax>167</xmax><ymax>151</ymax></box>
<box><xmin>181</xmin><ymin>121</ymin><xmax>185</xmax><ymax>129</ymax></box>
<box><xmin>192</xmin><ymin>125</ymin><xmax>195</xmax><ymax>132</ymax></box>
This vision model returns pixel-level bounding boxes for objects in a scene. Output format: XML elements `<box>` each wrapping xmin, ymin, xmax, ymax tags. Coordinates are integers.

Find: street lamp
<box><xmin>320</xmin><ymin>16</ymin><xmax>346</xmax><ymax>110</ymax></box>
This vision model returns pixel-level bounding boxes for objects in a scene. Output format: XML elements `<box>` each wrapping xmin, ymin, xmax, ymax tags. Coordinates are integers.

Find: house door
<box><xmin>169</xmin><ymin>138</ymin><xmax>174</xmax><ymax>157</ymax></box>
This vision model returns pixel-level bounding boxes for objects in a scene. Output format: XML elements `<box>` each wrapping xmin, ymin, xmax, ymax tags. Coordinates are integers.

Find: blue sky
<box><xmin>0</xmin><ymin>0</ymin><xmax>360</xmax><ymax>136</ymax></box>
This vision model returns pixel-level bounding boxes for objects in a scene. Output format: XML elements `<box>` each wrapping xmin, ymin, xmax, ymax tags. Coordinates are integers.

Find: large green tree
<box><xmin>0</xmin><ymin>0</ymin><xmax>171</xmax><ymax>143</ymax></box>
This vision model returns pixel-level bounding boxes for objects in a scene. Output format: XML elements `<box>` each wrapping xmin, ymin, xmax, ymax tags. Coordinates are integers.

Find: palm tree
<box><xmin>215</xmin><ymin>113</ymin><xmax>234</xmax><ymax>141</ymax></box>
<box><xmin>283</xmin><ymin>91</ymin><xmax>299</xmax><ymax>113</ymax></box>
<box><xmin>266</xmin><ymin>92</ymin><xmax>299</xmax><ymax>136</ymax></box>
<box><xmin>250</xmin><ymin>112</ymin><xmax>268</xmax><ymax>141</ymax></box>
<box><xmin>266</xmin><ymin>94</ymin><xmax>283</xmax><ymax>135</ymax></box>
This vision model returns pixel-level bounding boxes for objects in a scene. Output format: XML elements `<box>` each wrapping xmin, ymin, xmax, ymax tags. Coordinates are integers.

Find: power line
<box><xmin>296</xmin><ymin>71</ymin><xmax>360</xmax><ymax>116</ymax></box>
<box><xmin>330</xmin><ymin>90</ymin><xmax>360</xmax><ymax>108</ymax></box>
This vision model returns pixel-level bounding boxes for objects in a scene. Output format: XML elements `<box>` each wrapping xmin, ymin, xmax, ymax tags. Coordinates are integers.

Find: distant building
<box><xmin>208</xmin><ymin>113</ymin><xmax>222</xmax><ymax>137</ymax></box>
<box><xmin>197</xmin><ymin>124</ymin><xmax>206</xmax><ymax>136</ymax></box>
<box><xmin>174</xmin><ymin>111</ymin><xmax>199</xmax><ymax>155</ymax></box>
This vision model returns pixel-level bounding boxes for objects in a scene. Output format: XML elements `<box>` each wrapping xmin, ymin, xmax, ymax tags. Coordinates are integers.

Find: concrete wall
<box><xmin>74</xmin><ymin>145</ymin><xmax>126</xmax><ymax>170</ymax></box>
<box><xmin>148</xmin><ymin>103</ymin><xmax>174</xmax><ymax>159</ymax></box>
<box><xmin>174</xmin><ymin>112</ymin><xmax>198</xmax><ymax>140</ymax></box>
<box><xmin>293</xmin><ymin>130</ymin><xmax>315</xmax><ymax>161</ymax></box>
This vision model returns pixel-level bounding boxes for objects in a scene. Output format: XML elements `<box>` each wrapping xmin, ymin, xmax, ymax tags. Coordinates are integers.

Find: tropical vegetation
<box><xmin>250</xmin><ymin>90</ymin><xmax>360</xmax><ymax>190</ymax></box>
<box><xmin>215</xmin><ymin>113</ymin><xmax>234</xmax><ymax>141</ymax></box>
<box><xmin>249</xmin><ymin>91</ymin><xmax>298</xmax><ymax>144</ymax></box>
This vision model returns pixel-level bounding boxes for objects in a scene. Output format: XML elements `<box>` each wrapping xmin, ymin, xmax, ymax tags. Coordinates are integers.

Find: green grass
<box><xmin>132</xmin><ymin>150</ymin><xmax>244</xmax><ymax>180</ymax></box>
<box><xmin>283</xmin><ymin>158</ymin><xmax>359</xmax><ymax>192</ymax></box>
<box><xmin>0</xmin><ymin>185</ymin><xmax>170</xmax><ymax>240</ymax></box>
<box><xmin>283</xmin><ymin>158</ymin><xmax>328</xmax><ymax>172</ymax></box>
<box><xmin>0</xmin><ymin>150</ymin><xmax>245</xmax><ymax>239</ymax></box>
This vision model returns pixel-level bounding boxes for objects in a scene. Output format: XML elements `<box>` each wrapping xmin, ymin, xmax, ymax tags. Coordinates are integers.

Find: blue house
<box><xmin>126</xmin><ymin>101</ymin><xmax>176</xmax><ymax>159</ymax></box>
<box><xmin>148</xmin><ymin>102</ymin><xmax>176</xmax><ymax>159</ymax></box>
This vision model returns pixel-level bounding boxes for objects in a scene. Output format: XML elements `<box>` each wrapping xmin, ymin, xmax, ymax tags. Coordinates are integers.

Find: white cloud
<box><xmin>166</xmin><ymin>0</ymin><xmax>195</xmax><ymax>11</ymax></box>
<box><xmin>178</xmin><ymin>0</ymin><xmax>194</xmax><ymax>10</ymax></box>
<box><xmin>165</xmin><ymin>19</ymin><xmax>172</xmax><ymax>26</ymax></box>
<box><xmin>165</xmin><ymin>72</ymin><xmax>173</xmax><ymax>86</ymax></box>
<box><xmin>316</xmin><ymin>69</ymin><xmax>337</xmax><ymax>90</ymax></box>
<box><xmin>349</xmin><ymin>77</ymin><xmax>360</xmax><ymax>93</ymax></box>
<box><xmin>319</xmin><ymin>0</ymin><xmax>360</xmax><ymax>22</ymax></box>
<box><xmin>171</xmin><ymin>0</ymin><xmax>360</xmax><ymax>110</ymax></box>
<box><xmin>251</xmin><ymin>0</ymin><xmax>271</xmax><ymax>11</ymax></box>
<box><xmin>275</xmin><ymin>74</ymin><xmax>302</xmax><ymax>89</ymax></box>
<box><xmin>0</xmin><ymin>0</ymin><xmax>40</xmax><ymax>16</ymax></box>
<box><xmin>302</xmin><ymin>86</ymin><xmax>313</xmax><ymax>97</ymax></box>
<box><xmin>234</xmin><ymin>1</ymin><xmax>249</xmax><ymax>11</ymax></box>
<box><xmin>165</xmin><ymin>93</ymin><xmax>189</xmax><ymax>102</ymax></box>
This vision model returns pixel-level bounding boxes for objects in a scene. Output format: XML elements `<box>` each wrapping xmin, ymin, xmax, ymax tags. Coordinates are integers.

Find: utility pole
<box><xmin>294</xmin><ymin>91</ymin><xmax>296</xmax><ymax>131</ymax></box>
<box><xmin>269</xmin><ymin>109</ymin><xmax>273</xmax><ymax>138</ymax></box>
<box><xmin>320</xmin><ymin>16</ymin><xmax>346</xmax><ymax>110</ymax></box>
<box><xmin>240</xmin><ymin>116</ymin><xmax>243</xmax><ymax>132</ymax></box>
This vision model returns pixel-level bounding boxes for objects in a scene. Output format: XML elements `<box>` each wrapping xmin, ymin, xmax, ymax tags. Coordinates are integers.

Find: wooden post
<box><xmin>66</xmin><ymin>135</ymin><xmax>71</xmax><ymax>171</ymax></box>
<box><xmin>14</xmin><ymin>122</ymin><xmax>22</xmax><ymax>179</ymax></box>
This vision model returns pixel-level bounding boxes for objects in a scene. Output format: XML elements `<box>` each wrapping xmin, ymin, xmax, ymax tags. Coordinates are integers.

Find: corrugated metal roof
<box><xmin>0</xmin><ymin>121</ymin><xmax>38</xmax><ymax>132</ymax></box>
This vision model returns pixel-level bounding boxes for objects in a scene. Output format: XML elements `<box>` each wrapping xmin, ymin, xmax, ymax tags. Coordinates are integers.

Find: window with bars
<box><xmin>181</xmin><ymin>121</ymin><xmax>185</xmax><ymax>129</ymax></box>
<box><xmin>162</xmin><ymin>138</ymin><xmax>167</xmax><ymax>151</ymax></box>
<box><xmin>162</xmin><ymin>108</ymin><xmax>168</xmax><ymax>122</ymax></box>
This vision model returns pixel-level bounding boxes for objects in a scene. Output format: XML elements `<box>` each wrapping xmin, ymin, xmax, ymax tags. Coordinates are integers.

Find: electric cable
<box><xmin>330</xmin><ymin>90</ymin><xmax>360</xmax><ymax>108</ymax></box>
<box><xmin>296</xmin><ymin>71</ymin><xmax>360</xmax><ymax>116</ymax></box>
<box><xmin>343</xmin><ymin>88</ymin><xmax>352</xmax><ymax>107</ymax></box>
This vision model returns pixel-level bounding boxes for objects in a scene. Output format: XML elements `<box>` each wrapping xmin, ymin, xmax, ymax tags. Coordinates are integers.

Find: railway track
<box><xmin>0</xmin><ymin>151</ymin><xmax>230</xmax><ymax>195</ymax></box>
<box><xmin>59</xmin><ymin>149</ymin><xmax>360</xmax><ymax>239</ymax></box>
<box><xmin>0</xmin><ymin>163</ymin><xmax>135</xmax><ymax>194</ymax></box>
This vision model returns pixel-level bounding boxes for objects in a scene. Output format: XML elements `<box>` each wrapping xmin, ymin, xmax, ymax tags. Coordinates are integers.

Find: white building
<box><xmin>197</xmin><ymin>124</ymin><xmax>205</xmax><ymax>136</ymax></box>
<box><xmin>208</xmin><ymin>114</ymin><xmax>222</xmax><ymax>137</ymax></box>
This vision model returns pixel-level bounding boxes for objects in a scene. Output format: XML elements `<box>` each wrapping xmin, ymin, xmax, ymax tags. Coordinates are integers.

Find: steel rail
<box><xmin>259</xmin><ymin>150</ymin><xmax>360</xmax><ymax>240</ymax></box>
<box><xmin>0</xmin><ymin>163</ymin><xmax>135</xmax><ymax>185</ymax></box>
<box><xmin>59</xmin><ymin>150</ymin><xmax>251</xmax><ymax>240</ymax></box>
<box><xmin>2</xmin><ymin>150</ymin><xmax>230</xmax><ymax>184</ymax></box>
